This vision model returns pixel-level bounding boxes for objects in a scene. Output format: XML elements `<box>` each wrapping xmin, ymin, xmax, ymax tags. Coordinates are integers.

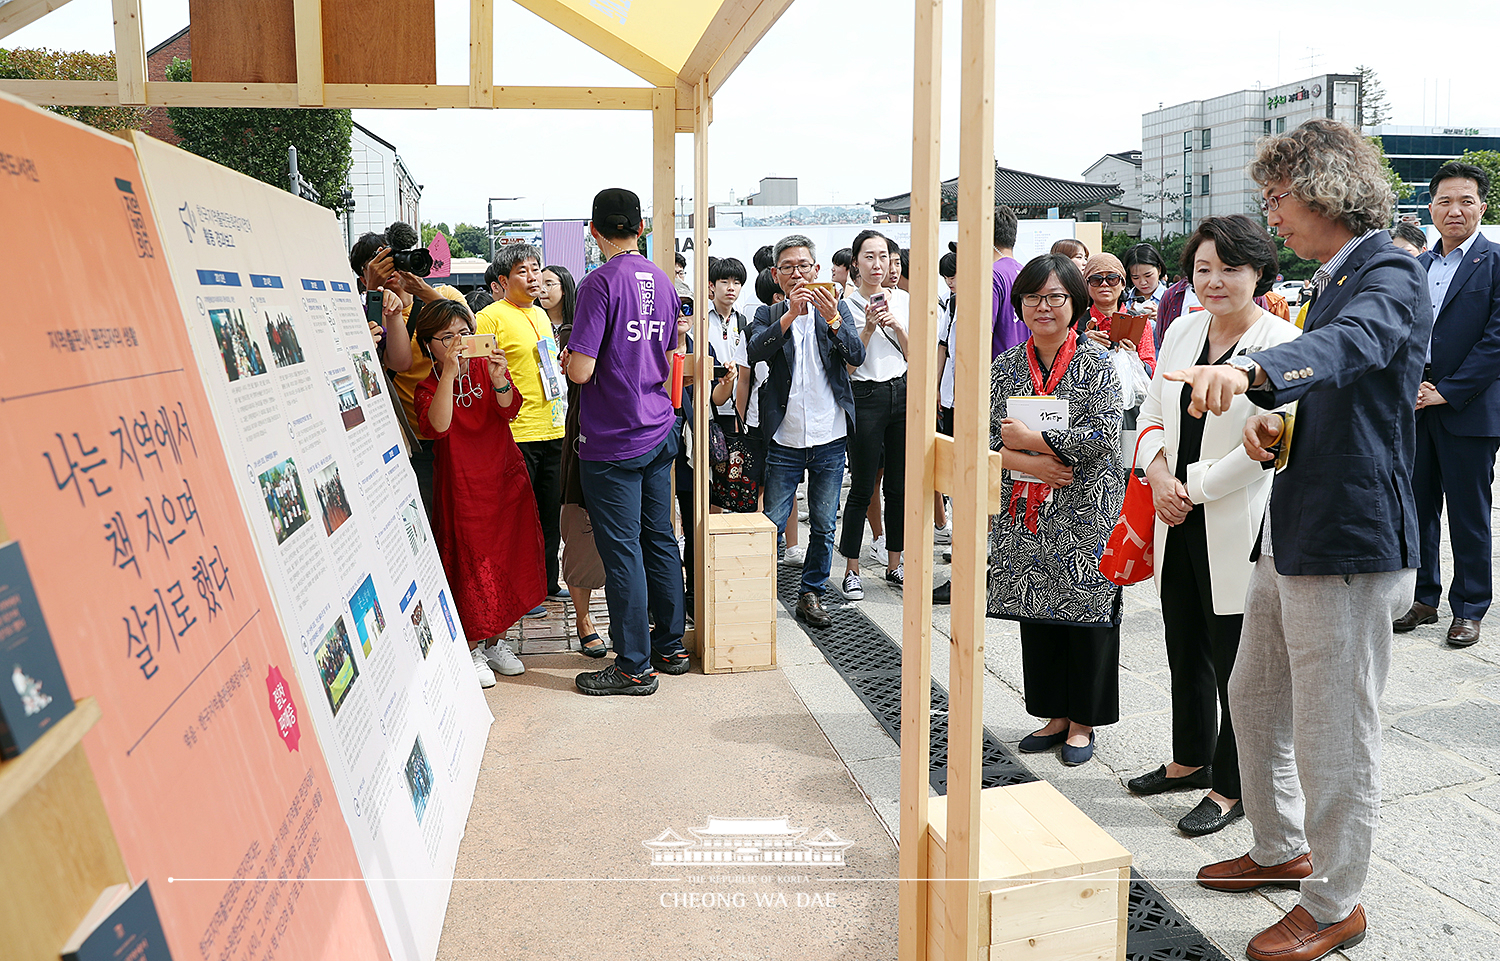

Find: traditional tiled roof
<box><xmin>872</xmin><ymin>164</ymin><xmax>1123</xmax><ymax>214</ymax></box>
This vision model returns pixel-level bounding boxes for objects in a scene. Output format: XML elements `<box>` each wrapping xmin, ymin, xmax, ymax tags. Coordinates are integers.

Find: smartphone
<box><xmin>713</xmin><ymin>363</ymin><xmax>730</xmax><ymax>380</ymax></box>
<box><xmin>804</xmin><ymin>281</ymin><xmax>838</xmax><ymax>295</ymax></box>
<box><xmin>461</xmin><ymin>333</ymin><xmax>496</xmax><ymax>358</ymax></box>
<box><xmin>365</xmin><ymin>290</ymin><xmax>383</xmax><ymax>327</ymax></box>
<box><xmin>870</xmin><ymin>291</ymin><xmax>887</xmax><ymax>308</ymax></box>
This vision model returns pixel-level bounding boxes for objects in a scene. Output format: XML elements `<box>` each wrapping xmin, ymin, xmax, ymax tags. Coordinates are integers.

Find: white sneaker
<box><xmin>484</xmin><ymin>641</ymin><xmax>525</xmax><ymax>676</ymax></box>
<box><xmin>783</xmin><ymin>545</ymin><xmax>807</xmax><ymax>567</ymax></box>
<box><xmin>798</xmin><ymin>508</ymin><xmax>810</xmax><ymax>522</ymax></box>
<box><xmin>470</xmin><ymin>646</ymin><xmax>497</xmax><ymax>688</ymax></box>
<box><xmin>840</xmin><ymin>571</ymin><xmax>864</xmax><ymax>600</ymax></box>
<box><xmin>934</xmin><ymin>524</ymin><xmax>952</xmax><ymax>545</ymax></box>
<box><xmin>866</xmin><ymin>535</ymin><xmax>888</xmax><ymax>567</ymax></box>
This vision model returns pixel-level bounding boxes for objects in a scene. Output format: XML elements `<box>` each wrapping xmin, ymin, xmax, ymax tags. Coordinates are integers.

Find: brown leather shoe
<box><xmin>1197</xmin><ymin>851</ymin><xmax>1313</xmax><ymax>891</ymax></box>
<box><xmin>795</xmin><ymin>592</ymin><xmax>833</xmax><ymax>629</ymax></box>
<box><xmin>1447</xmin><ymin>617</ymin><xmax>1481</xmax><ymax>648</ymax></box>
<box><xmin>1393</xmin><ymin>601</ymin><xmax>1438</xmax><ymax>632</ymax></box>
<box><xmin>1247</xmin><ymin>904</ymin><xmax>1366</xmax><ymax>961</ymax></box>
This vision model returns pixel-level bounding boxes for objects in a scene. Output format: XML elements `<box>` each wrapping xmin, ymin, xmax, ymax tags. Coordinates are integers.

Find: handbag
<box><xmin>1099</xmin><ymin>425</ymin><xmax>1163</xmax><ymax>586</ymax></box>
<box><xmin>710</xmin><ymin>411</ymin><xmax>762</xmax><ymax>513</ymax></box>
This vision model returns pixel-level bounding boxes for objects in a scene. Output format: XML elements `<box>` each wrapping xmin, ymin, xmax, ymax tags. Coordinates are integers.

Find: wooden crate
<box><xmin>926</xmin><ymin>781</ymin><xmax>1131</xmax><ymax>961</ymax></box>
<box><xmin>703</xmin><ymin>513</ymin><xmax>777</xmax><ymax>674</ymax></box>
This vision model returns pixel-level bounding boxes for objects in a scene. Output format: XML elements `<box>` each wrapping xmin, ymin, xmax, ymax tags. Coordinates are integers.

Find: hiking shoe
<box><xmin>651</xmin><ymin>651</ymin><xmax>692</xmax><ymax>675</ymax></box>
<box><xmin>484</xmin><ymin>641</ymin><xmax>525</xmax><ymax>676</ymax></box>
<box><xmin>576</xmin><ymin>664</ymin><xmax>659</xmax><ymax>696</ymax></box>
<box><xmin>885</xmin><ymin>565</ymin><xmax>904</xmax><ymax>588</ymax></box>
<box><xmin>470</xmin><ymin>646</ymin><xmax>496</xmax><ymax>689</ymax></box>
<box><xmin>840</xmin><ymin>571</ymin><xmax>864</xmax><ymax>600</ymax></box>
<box><xmin>783</xmin><ymin>545</ymin><xmax>807</xmax><ymax>567</ymax></box>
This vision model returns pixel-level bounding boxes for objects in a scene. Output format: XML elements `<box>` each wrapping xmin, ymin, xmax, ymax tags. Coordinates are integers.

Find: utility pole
<box><xmin>487</xmin><ymin>196</ymin><xmax>522</xmax><ymax>261</ymax></box>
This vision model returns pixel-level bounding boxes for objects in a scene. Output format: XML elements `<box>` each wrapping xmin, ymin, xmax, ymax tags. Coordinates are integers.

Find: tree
<box><xmin>1367</xmin><ymin>136</ymin><xmax>1413</xmax><ymax>201</ymax></box>
<box><xmin>0</xmin><ymin>46</ymin><xmax>147</xmax><ymax>132</ymax></box>
<box><xmin>1357</xmin><ymin>66</ymin><xmax>1390</xmax><ymax>128</ymax></box>
<box><xmin>1455</xmin><ymin>150</ymin><xmax>1500</xmax><ymax>224</ymax></box>
<box><xmin>1276</xmin><ymin>239</ymin><xmax>1322</xmax><ymax>282</ymax></box>
<box><xmin>163</xmin><ymin>58</ymin><xmax>352</xmax><ymax>211</ymax></box>
<box><xmin>451</xmin><ymin>223</ymin><xmax>489</xmax><ymax>259</ymax></box>
<box><xmin>421</xmin><ymin>222</ymin><xmax>450</xmax><ymax>247</ymax></box>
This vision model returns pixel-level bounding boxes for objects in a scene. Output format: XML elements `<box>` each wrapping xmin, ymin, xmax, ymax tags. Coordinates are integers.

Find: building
<box><xmin>348</xmin><ymin>122</ymin><xmax>422</xmax><ymax>238</ymax></box>
<box><xmin>1367</xmin><ymin>124</ymin><xmax>1500</xmax><ymax>223</ymax></box>
<box><xmin>1083</xmin><ymin>151</ymin><xmax>1143</xmax><ymax>210</ymax></box>
<box><xmin>642</xmin><ymin>817</ymin><xmax>853</xmax><ymax>865</ymax></box>
<box><xmin>744</xmin><ymin>177</ymin><xmax>798</xmax><ymax>206</ymax></box>
<box><xmin>1140</xmin><ymin>73</ymin><xmax>1362</xmax><ymax>239</ymax></box>
<box><xmin>871</xmin><ymin>163</ymin><xmax>1121</xmax><ymax>222</ymax></box>
<box><xmin>143</xmin><ymin>26</ymin><xmax>192</xmax><ymax>145</ymax></box>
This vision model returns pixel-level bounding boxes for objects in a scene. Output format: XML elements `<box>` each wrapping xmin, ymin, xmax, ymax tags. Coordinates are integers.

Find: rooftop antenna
<box><xmin>1301</xmin><ymin>47</ymin><xmax>1321</xmax><ymax>77</ymax></box>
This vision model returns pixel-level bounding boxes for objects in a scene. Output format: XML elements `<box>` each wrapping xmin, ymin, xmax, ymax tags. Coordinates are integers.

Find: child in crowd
<box><xmin>413</xmin><ymin>299</ymin><xmax>546</xmax><ymax>689</ymax></box>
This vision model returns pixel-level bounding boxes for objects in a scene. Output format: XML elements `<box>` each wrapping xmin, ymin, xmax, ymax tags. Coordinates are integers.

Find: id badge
<box><xmin>535</xmin><ymin>335</ymin><xmax>563</xmax><ymax>402</ymax></box>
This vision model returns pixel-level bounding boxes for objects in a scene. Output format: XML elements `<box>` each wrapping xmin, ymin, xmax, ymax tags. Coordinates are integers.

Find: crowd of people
<box><xmin>350</xmin><ymin>117</ymin><xmax>1497</xmax><ymax>961</ymax></box>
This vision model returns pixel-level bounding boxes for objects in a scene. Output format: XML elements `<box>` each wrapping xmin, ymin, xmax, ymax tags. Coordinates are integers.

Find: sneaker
<box><xmin>885</xmin><ymin>565</ymin><xmax>904</xmax><ymax>588</ymax></box>
<box><xmin>840</xmin><ymin>571</ymin><xmax>864</xmax><ymax>600</ymax></box>
<box><xmin>547</xmin><ymin>585</ymin><xmax>570</xmax><ymax>601</ymax></box>
<box><xmin>783</xmin><ymin>545</ymin><xmax>807</xmax><ymax>567</ymax></box>
<box><xmin>651</xmin><ymin>650</ymin><xmax>691</xmax><ymax>675</ymax></box>
<box><xmin>866</xmin><ymin>535</ymin><xmax>888</xmax><ymax>567</ymax></box>
<box><xmin>934</xmin><ymin>524</ymin><xmax>952</xmax><ymax>545</ymax></box>
<box><xmin>942</xmin><ymin>549</ymin><xmax>952</xmax><ymax>564</ymax></box>
<box><xmin>932</xmin><ymin>580</ymin><xmax>951</xmax><ymax>605</ymax></box>
<box><xmin>524</xmin><ymin>604</ymin><xmax>548</xmax><ymax>618</ymax></box>
<box><xmin>798</xmin><ymin>508</ymin><xmax>810</xmax><ymax>522</ymax></box>
<box><xmin>470</xmin><ymin>646</ymin><xmax>496</xmax><ymax>689</ymax></box>
<box><xmin>484</xmin><ymin>641</ymin><xmax>525</xmax><ymax>676</ymax></box>
<box><xmin>576</xmin><ymin>664</ymin><xmax>659</xmax><ymax>696</ymax></box>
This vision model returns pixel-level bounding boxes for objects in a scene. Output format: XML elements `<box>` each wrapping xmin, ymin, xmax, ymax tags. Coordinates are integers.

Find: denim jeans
<box><xmin>763</xmin><ymin>438</ymin><xmax>846</xmax><ymax>596</ymax></box>
<box><xmin>578</xmin><ymin>432</ymin><xmax>686</xmax><ymax>678</ymax></box>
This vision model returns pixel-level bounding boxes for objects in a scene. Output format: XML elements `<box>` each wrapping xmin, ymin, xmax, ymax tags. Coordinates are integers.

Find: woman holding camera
<box><xmin>1122</xmin><ymin>242</ymin><xmax>1168</xmax><ymax>347</ymax></box>
<box><xmin>414</xmin><ymin>299</ymin><xmax>546</xmax><ymax>688</ymax></box>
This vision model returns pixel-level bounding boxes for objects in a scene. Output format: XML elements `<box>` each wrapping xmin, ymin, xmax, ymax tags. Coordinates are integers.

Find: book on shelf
<box><xmin>61</xmin><ymin>880</ymin><xmax>173</xmax><ymax>961</ymax></box>
<box><xmin>0</xmin><ymin>539</ymin><xmax>74</xmax><ymax>759</ymax></box>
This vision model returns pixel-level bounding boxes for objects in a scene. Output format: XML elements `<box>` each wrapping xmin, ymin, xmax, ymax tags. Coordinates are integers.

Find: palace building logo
<box><xmin>644</xmin><ymin>817</ymin><xmax>854</xmax><ymax>866</ymax></box>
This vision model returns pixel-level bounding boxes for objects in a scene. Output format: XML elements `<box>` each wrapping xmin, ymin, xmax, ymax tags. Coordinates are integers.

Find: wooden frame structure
<box><xmin>2</xmin><ymin>1</ymin><xmax>1015</xmax><ymax>957</ymax></box>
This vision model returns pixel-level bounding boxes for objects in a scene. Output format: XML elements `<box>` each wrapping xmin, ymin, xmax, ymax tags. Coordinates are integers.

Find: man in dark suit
<box><xmin>1396</xmin><ymin>162</ymin><xmax>1500</xmax><ymax>647</ymax></box>
<box><xmin>746</xmin><ymin>234</ymin><xmax>865</xmax><ymax>627</ymax></box>
<box><xmin>1165</xmin><ymin>120</ymin><xmax>1431</xmax><ymax>961</ymax></box>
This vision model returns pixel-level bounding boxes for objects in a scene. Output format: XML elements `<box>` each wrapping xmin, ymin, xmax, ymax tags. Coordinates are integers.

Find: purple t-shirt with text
<box><xmin>990</xmin><ymin>256</ymin><xmax>1025</xmax><ymax>359</ymax></box>
<box><xmin>569</xmin><ymin>254</ymin><xmax>679</xmax><ymax>461</ymax></box>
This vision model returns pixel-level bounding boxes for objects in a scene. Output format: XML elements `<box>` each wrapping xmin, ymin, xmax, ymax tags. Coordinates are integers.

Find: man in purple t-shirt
<box><xmin>990</xmin><ymin>205</ymin><xmax>1025</xmax><ymax>358</ymax></box>
<box><xmin>561</xmin><ymin>187</ymin><xmax>688</xmax><ymax>696</ymax></box>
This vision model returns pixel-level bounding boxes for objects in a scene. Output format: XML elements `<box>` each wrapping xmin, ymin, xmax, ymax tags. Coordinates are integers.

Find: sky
<box><xmin>10</xmin><ymin>0</ymin><xmax>1500</xmax><ymax>228</ymax></box>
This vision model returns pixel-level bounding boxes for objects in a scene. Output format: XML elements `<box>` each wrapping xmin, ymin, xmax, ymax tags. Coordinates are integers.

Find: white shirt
<box><xmin>938</xmin><ymin>298</ymin><xmax>957</xmax><ymax>409</ymax></box>
<box><xmin>843</xmin><ymin>287</ymin><xmax>910</xmax><ymax>382</ymax></box>
<box><xmin>707</xmin><ymin>304</ymin><xmax>745</xmax><ymax>416</ymax></box>
<box><xmin>772</xmin><ymin>307</ymin><xmax>847</xmax><ymax>448</ymax></box>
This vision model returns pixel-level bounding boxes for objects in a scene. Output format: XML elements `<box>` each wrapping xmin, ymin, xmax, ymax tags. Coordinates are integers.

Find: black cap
<box><xmin>592</xmin><ymin>188</ymin><xmax>642</xmax><ymax>232</ymax></box>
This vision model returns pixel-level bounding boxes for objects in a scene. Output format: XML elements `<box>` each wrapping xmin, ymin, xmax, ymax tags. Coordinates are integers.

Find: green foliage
<box><xmin>0</xmin><ymin>46</ymin><xmax>147</xmax><ymax>132</ymax></box>
<box><xmin>1357</xmin><ymin>66</ymin><xmax>1390</xmax><ymax>127</ymax></box>
<box><xmin>421</xmin><ymin>222</ymin><xmax>449</xmax><ymax>247</ymax></box>
<box><xmin>1277</xmin><ymin>239</ymin><xmax>1322</xmax><ymax>281</ymax></box>
<box><xmin>163</xmin><ymin>58</ymin><xmax>352</xmax><ymax>211</ymax></box>
<box><xmin>420</xmin><ymin>222</ymin><xmax>488</xmax><ymax>259</ymax></box>
<box><xmin>1100</xmin><ymin>231</ymin><xmax>1138</xmax><ymax>260</ymax></box>
<box><xmin>1367</xmin><ymin>137</ymin><xmax>1413</xmax><ymax>201</ymax></box>
<box><xmin>1454</xmin><ymin>150</ymin><xmax>1500</xmax><ymax>224</ymax></box>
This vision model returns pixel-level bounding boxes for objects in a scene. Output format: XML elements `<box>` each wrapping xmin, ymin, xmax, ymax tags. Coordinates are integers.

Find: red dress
<box><xmin>416</xmin><ymin>358</ymin><xmax>546</xmax><ymax>640</ymax></box>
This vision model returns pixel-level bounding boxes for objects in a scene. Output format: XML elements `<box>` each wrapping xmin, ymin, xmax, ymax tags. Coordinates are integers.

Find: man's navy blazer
<box><xmin>746</xmin><ymin>300</ymin><xmax>866</xmax><ymax>443</ymax></box>
<box><xmin>1417</xmin><ymin>231</ymin><xmax>1500</xmax><ymax>438</ymax></box>
<box><xmin>1244</xmin><ymin>232</ymin><xmax>1433</xmax><ymax>576</ymax></box>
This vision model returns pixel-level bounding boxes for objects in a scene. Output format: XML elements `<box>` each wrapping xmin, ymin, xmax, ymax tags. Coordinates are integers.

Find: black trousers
<box><xmin>409</xmin><ymin>445</ymin><xmax>436</xmax><ymax>520</ymax></box>
<box><xmin>1159</xmin><ymin>506</ymin><xmax>1243</xmax><ymax>798</ymax></box>
<box><xmin>1018</xmin><ymin>621</ymin><xmax>1119</xmax><ymax>727</ymax></box>
<box><xmin>519</xmin><ymin>438</ymin><xmax>564</xmax><ymax>595</ymax></box>
<box><xmin>839</xmin><ymin>376</ymin><xmax>907</xmax><ymax>559</ymax></box>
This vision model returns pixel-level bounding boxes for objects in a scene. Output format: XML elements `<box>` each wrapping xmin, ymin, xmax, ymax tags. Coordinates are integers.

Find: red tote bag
<box><xmin>1100</xmin><ymin>425</ymin><xmax>1164</xmax><ymax>586</ymax></box>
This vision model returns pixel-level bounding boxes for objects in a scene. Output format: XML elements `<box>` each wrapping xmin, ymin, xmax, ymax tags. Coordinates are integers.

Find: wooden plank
<box><xmin>292</xmin><ymin>0</ymin><xmax>324</xmax><ymax>105</ymax></box>
<box><xmin>110</xmin><ymin>0</ymin><xmax>146</xmax><ymax>104</ymax></box>
<box><xmin>707</xmin><ymin>619</ymin><xmax>775</xmax><ymax>645</ymax></box>
<box><xmin>510</xmin><ymin>0</ymin><xmax>678</xmax><ymax>87</ymax></box>
<box><xmin>322</xmin><ymin>83</ymin><xmax>465</xmax><ymax>109</ymax></box>
<box><xmin>705</xmin><ymin>0</ymin><xmax>798</xmax><ymax>96</ymax></box>
<box><xmin>1005</xmin><ymin>782</ymin><xmax>1131</xmax><ymax>875</ymax></box>
<box><xmin>707</xmin><ymin>641</ymin><xmax>775</xmax><ymax>673</ymax></box>
<box><xmin>1113</xmin><ymin>867</ymin><xmax>1129</xmax><ymax>961</ymax></box>
<box><xmin>933</xmin><ymin>434</ymin><xmax>1004</xmax><ymax>513</ymax></box>
<box><xmin>901</xmin><ymin>6</ymin><xmax>943</xmax><ymax>960</ymax></box>
<box><xmin>145</xmin><ymin>80</ymin><xmax>299</xmax><ymax>106</ymax></box>
<box><xmin>679</xmin><ymin>0</ymin><xmax>756</xmax><ymax>82</ymax></box>
<box><xmin>708</xmin><ymin>532</ymin><xmax>768</xmax><ymax>557</ymax></box>
<box><xmin>0</xmin><ymin>0</ymin><xmax>78</xmax><ymax>42</ymax></box>
<box><xmin>188</xmin><ymin>0</ymin><xmax>297</xmax><ymax>83</ymax></box>
<box><xmin>0</xmin><ymin>698</ymin><xmax>101</xmax><ymax>817</ymax></box>
<box><xmin>711</xmin><ymin>552</ymin><xmax>774</xmax><ymax>579</ymax></box>
<box><xmin>708</xmin><ymin>512</ymin><xmax>777</xmax><ymax>534</ymax></box>
<box><xmin>492</xmin><ymin>85</ymin><xmax>653</xmax><ymax>110</ymax></box>
<box><xmin>709</xmin><ymin>600</ymin><xmax>773</xmax><ymax>627</ymax></box>
<box><xmin>322</xmin><ymin>0</ymin><xmax>436</xmax><ymax>85</ymax></box>
<box><xmin>692</xmin><ymin>81</ymin><xmax>712</xmax><ymax>655</ymax></box>
<box><xmin>651</xmin><ymin>86</ymin><xmax>676</xmax><ymax>276</ymax></box>
<box><xmin>468</xmin><ymin>0</ymin><xmax>493</xmax><ymax>107</ymax></box>
<box><xmin>0</xmin><ymin>79</ymin><xmax>125</xmax><ymax>106</ymax></box>
<box><xmin>712</xmin><ymin>576</ymin><xmax>774</xmax><ymax>603</ymax></box>
<box><xmin>989</xmin><ymin>871</ymin><xmax>1120</xmax><ymax>944</ymax></box>
<box><xmin>989</xmin><ymin>920</ymin><xmax>1117</xmax><ymax>961</ymax></box>
<box><xmin>978</xmin><ymin>788</ymin><xmax>1085</xmax><ymax>881</ymax></box>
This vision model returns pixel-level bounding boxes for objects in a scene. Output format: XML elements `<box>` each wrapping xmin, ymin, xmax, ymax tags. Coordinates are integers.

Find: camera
<box><xmin>391</xmin><ymin>247</ymin><xmax>434</xmax><ymax>276</ymax></box>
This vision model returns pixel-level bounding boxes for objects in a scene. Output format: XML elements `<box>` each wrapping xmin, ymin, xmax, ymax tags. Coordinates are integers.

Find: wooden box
<box><xmin>703</xmin><ymin>513</ymin><xmax>777</xmax><ymax>674</ymax></box>
<box><xmin>926</xmin><ymin>781</ymin><xmax>1131</xmax><ymax>961</ymax></box>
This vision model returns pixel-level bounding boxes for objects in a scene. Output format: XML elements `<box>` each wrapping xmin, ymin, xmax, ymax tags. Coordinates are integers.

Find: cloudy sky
<box><xmin>11</xmin><ymin>0</ymin><xmax>1499</xmax><ymax>227</ymax></box>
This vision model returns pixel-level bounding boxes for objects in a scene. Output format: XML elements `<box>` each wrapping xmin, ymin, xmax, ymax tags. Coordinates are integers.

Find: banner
<box><xmin>129</xmin><ymin>132</ymin><xmax>492</xmax><ymax>961</ymax></box>
<box><xmin>0</xmin><ymin>94</ymin><xmax>388</xmax><ymax>959</ymax></box>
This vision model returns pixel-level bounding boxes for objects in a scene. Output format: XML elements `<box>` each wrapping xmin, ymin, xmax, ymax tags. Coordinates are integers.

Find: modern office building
<box><xmin>1367</xmin><ymin>125</ymin><xmax>1500</xmax><ymax>222</ymax></box>
<box><xmin>1140</xmin><ymin>74</ymin><xmax>1362</xmax><ymax>239</ymax></box>
<box><xmin>1082</xmin><ymin>151</ymin><xmax>1143</xmax><ymax>236</ymax></box>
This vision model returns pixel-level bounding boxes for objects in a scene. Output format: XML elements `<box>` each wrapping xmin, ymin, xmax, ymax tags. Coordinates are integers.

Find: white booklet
<box><xmin>1005</xmin><ymin>395</ymin><xmax>1069</xmax><ymax>484</ymax></box>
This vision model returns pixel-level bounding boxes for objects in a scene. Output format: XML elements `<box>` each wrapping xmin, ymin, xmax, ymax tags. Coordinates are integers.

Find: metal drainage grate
<box><xmin>775</xmin><ymin>561</ymin><xmax>1231</xmax><ymax>961</ymax></box>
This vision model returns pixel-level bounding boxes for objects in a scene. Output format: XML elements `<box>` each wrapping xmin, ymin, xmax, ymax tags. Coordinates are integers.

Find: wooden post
<box><xmin>109</xmin><ymin>0</ymin><xmax>145</xmax><ymax>105</ymax></box>
<box><xmin>899</xmin><ymin>1</ymin><xmax>942</xmax><ymax>959</ymax></box>
<box><xmin>468</xmin><ymin>0</ymin><xmax>493</xmax><ymax>107</ymax></box>
<box><xmin>292</xmin><ymin>0</ymin><xmax>324</xmax><ymax>106</ymax></box>
<box><xmin>692</xmin><ymin>80</ymin><xmax>711</xmax><ymax>644</ymax></box>
<box><xmin>651</xmin><ymin>86</ymin><xmax>676</xmax><ymax>275</ymax></box>
<box><xmin>946</xmin><ymin>0</ymin><xmax>996</xmax><ymax>959</ymax></box>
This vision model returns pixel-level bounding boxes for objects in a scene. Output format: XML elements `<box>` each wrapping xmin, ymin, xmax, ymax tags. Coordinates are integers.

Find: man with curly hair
<box><xmin>1164</xmin><ymin>119</ymin><xmax>1431</xmax><ymax>961</ymax></box>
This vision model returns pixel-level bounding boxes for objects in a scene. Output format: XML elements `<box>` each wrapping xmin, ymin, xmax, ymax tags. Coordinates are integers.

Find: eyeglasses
<box><xmin>542</xmin><ymin>280</ymin><xmax>561</xmax><ymax>289</ymax></box>
<box><xmin>1260</xmin><ymin>190</ymin><xmax>1292</xmax><ymax>214</ymax></box>
<box><xmin>435</xmin><ymin>331</ymin><xmax>469</xmax><ymax>348</ymax></box>
<box><xmin>776</xmin><ymin>262</ymin><xmax>817</xmax><ymax>275</ymax></box>
<box><xmin>1021</xmin><ymin>292</ymin><xmax>1071</xmax><ymax>308</ymax></box>
<box><xmin>1086</xmin><ymin>273</ymin><xmax>1124</xmax><ymax>287</ymax></box>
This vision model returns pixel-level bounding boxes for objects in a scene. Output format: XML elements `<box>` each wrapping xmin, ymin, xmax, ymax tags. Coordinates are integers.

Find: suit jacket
<box><xmin>746</xmin><ymin>300</ymin><xmax>866</xmax><ymax>443</ymax></box>
<box><xmin>1244</xmin><ymin>232</ymin><xmax>1433</xmax><ymax>576</ymax></box>
<box><xmin>1418</xmin><ymin>231</ymin><xmax>1500</xmax><ymax>437</ymax></box>
<box><xmin>1136</xmin><ymin>308</ymin><xmax>1300</xmax><ymax>613</ymax></box>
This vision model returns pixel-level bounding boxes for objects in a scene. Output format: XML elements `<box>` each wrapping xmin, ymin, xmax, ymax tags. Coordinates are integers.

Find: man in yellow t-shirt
<box><xmin>475</xmin><ymin>244</ymin><xmax>566</xmax><ymax>599</ymax></box>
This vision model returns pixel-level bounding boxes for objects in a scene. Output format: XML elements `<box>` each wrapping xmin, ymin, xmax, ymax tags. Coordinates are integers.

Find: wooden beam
<box><xmin>323</xmin><ymin>83</ymin><xmax>471</xmax><ymax>108</ymax></box>
<box><xmin>932</xmin><ymin>436</ymin><xmax>1003</xmax><ymax>514</ymax></box>
<box><xmin>691</xmin><ymin>79</ymin><xmax>711</xmax><ymax>651</ymax></box>
<box><xmin>705</xmin><ymin>0</ymin><xmax>796</xmax><ymax>96</ymax></box>
<box><xmin>679</xmin><ymin>0</ymin><xmax>757</xmax><ymax>82</ymax></box>
<box><xmin>493</xmin><ymin>85</ymin><xmax>653</xmax><ymax>110</ymax></box>
<box><xmin>147</xmin><ymin>80</ymin><xmax>300</xmax><ymax>106</ymax></box>
<box><xmin>651</xmin><ymin>86</ymin><xmax>676</xmax><ymax>275</ymax></box>
<box><xmin>109</xmin><ymin>0</ymin><xmax>146</xmax><ymax>104</ymax></box>
<box><xmin>900</xmin><ymin>0</ymin><xmax>941</xmax><ymax>947</ymax></box>
<box><xmin>510</xmin><ymin>0</ymin><xmax>679</xmax><ymax>88</ymax></box>
<box><xmin>0</xmin><ymin>0</ymin><xmax>76</xmax><ymax>42</ymax></box>
<box><xmin>947</xmin><ymin>0</ymin><xmax>997</xmax><ymax>959</ymax></box>
<box><xmin>0</xmin><ymin>79</ymin><xmax>124</xmax><ymax>106</ymax></box>
<box><xmin>292</xmin><ymin>0</ymin><xmax>323</xmax><ymax>105</ymax></box>
<box><xmin>468</xmin><ymin>0</ymin><xmax>493</xmax><ymax>108</ymax></box>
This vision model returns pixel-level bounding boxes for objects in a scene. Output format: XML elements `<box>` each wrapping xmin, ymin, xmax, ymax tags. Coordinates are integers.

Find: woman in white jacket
<box><xmin>1129</xmin><ymin>216</ymin><xmax>1300</xmax><ymax>835</ymax></box>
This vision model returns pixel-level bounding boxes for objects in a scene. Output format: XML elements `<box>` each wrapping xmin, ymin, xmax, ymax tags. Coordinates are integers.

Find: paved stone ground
<box><xmin>772</xmin><ymin>492</ymin><xmax>1500</xmax><ymax>961</ymax></box>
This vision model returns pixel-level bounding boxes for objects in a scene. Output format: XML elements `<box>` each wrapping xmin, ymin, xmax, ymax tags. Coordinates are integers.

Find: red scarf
<box><xmin>1007</xmin><ymin>328</ymin><xmax>1078</xmax><ymax>533</ymax></box>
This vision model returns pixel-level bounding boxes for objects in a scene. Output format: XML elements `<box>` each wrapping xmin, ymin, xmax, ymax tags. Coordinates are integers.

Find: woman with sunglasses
<box><xmin>1082</xmin><ymin>252</ymin><xmax>1157</xmax><ymax>375</ymax></box>
<box><xmin>989</xmin><ymin>254</ymin><xmax>1125</xmax><ymax>766</ymax></box>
